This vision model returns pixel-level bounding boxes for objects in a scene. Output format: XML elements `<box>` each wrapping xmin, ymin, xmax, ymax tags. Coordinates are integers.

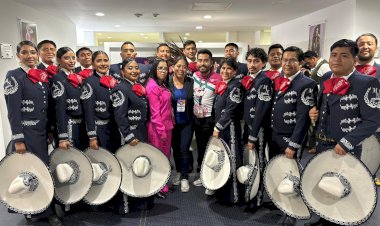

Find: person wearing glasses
<box><xmin>146</xmin><ymin>59</ymin><xmax>174</xmax><ymax>199</ymax></box>
<box><xmin>269</xmin><ymin>46</ymin><xmax>317</xmax><ymax>226</ymax></box>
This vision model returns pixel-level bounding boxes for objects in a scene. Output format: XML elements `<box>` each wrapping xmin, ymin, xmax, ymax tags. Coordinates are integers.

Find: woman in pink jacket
<box><xmin>146</xmin><ymin>59</ymin><xmax>174</xmax><ymax>198</ymax></box>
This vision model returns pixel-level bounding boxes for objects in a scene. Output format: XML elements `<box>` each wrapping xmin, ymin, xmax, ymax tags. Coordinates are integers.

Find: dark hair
<box><xmin>355</xmin><ymin>33</ymin><xmax>378</xmax><ymax>46</ymax></box>
<box><xmin>37</xmin><ymin>40</ymin><xmax>56</xmax><ymax>50</ymax></box>
<box><xmin>219</xmin><ymin>57</ymin><xmax>238</xmax><ymax>71</ymax></box>
<box><xmin>148</xmin><ymin>59</ymin><xmax>169</xmax><ymax>87</ymax></box>
<box><xmin>173</xmin><ymin>56</ymin><xmax>188</xmax><ymax>67</ymax></box>
<box><xmin>91</xmin><ymin>50</ymin><xmax>109</xmax><ymax>62</ymax></box>
<box><xmin>197</xmin><ymin>49</ymin><xmax>213</xmax><ymax>61</ymax></box>
<box><xmin>121</xmin><ymin>41</ymin><xmax>135</xmax><ymax>50</ymax></box>
<box><xmin>330</xmin><ymin>39</ymin><xmax>359</xmax><ymax>58</ymax></box>
<box><xmin>225</xmin><ymin>42</ymin><xmax>238</xmax><ymax>50</ymax></box>
<box><xmin>183</xmin><ymin>40</ymin><xmax>196</xmax><ymax>48</ymax></box>
<box><xmin>245</xmin><ymin>48</ymin><xmax>268</xmax><ymax>63</ymax></box>
<box><xmin>16</xmin><ymin>40</ymin><xmax>37</xmax><ymax>53</ymax></box>
<box><xmin>283</xmin><ymin>46</ymin><xmax>304</xmax><ymax>62</ymax></box>
<box><xmin>56</xmin><ymin>47</ymin><xmax>74</xmax><ymax>59</ymax></box>
<box><xmin>76</xmin><ymin>47</ymin><xmax>92</xmax><ymax>58</ymax></box>
<box><xmin>121</xmin><ymin>58</ymin><xmax>138</xmax><ymax>70</ymax></box>
<box><xmin>156</xmin><ymin>43</ymin><xmax>170</xmax><ymax>52</ymax></box>
<box><xmin>304</xmin><ymin>50</ymin><xmax>318</xmax><ymax>59</ymax></box>
<box><xmin>268</xmin><ymin>44</ymin><xmax>284</xmax><ymax>54</ymax></box>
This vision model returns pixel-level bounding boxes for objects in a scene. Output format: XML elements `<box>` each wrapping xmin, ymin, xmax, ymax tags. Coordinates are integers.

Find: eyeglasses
<box><xmin>157</xmin><ymin>67</ymin><xmax>168</xmax><ymax>72</ymax></box>
<box><xmin>282</xmin><ymin>58</ymin><xmax>299</xmax><ymax>64</ymax></box>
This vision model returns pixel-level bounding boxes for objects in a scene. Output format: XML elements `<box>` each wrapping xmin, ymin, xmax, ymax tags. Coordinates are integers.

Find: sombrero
<box><xmin>264</xmin><ymin>154</ymin><xmax>310</xmax><ymax>219</ymax></box>
<box><xmin>236</xmin><ymin>148</ymin><xmax>260</xmax><ymax>201</ymax></box>
<box><xmin>200</xmin><ymin>137</ymin><xmax>231</xmax><ymax>190</ymax></box>
<box><xmin>49</xmin><ymin>147</ymin><xmax>93</xmax><ymax>204</ymax></box>
<box><xmin>115</xmin><ymin>142</ymin><xmax>171</xmax><ymax>197</ymax></box>
<box><xmin>301</xmin><ymin>150</ymin><xmax>377</xmax><ymax>225</ymax></box>
<box><xmin>0</xmin><ymin>152</ymin><xmax>54</xmax><ymax>214</ymax></box>
<box><xmin>83</xmin><ymin>147</ymin><xmax>122</xmax><ymax>205</ymax></box>
<box><xmin>359</xmin><ymin>135</ymin><xmax>380</xmax><ymax>175</ymax></box>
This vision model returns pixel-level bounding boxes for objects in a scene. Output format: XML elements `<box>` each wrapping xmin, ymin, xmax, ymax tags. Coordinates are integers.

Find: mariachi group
<box><xmin>0</xmin><ymin>33</ymin><xmax>379</xmax><ymax>226</ymax></box>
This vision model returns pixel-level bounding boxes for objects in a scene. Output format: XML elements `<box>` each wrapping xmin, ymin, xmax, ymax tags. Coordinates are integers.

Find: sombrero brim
<box><xmin>200</xmin><ymin>137</ymin><xmax>231</xmax><ymax>190</ymax></box>
<box><xmin>359</xmin><ymin>135</ymin><xmax>380</xmax><ymax>175</ymax></box>
<box><xmin>83</xmin><ymin>147</ymin><xmax>122</xmax><ymax>205</ymax></box>
<box><xmin>301</xmin><ymin>150</ymin><xmax>377</xmax><ymax>225</ymax></box>
<box><xmin>0</xmin><ymin>152</ymin><xmax>54</xmax><ymax>214</ymax></box>
<box><xmin>264</xmin><ymin>154</ymin><xmax>310</xmax><ymax>219</ymax></box>
<box><xmin>116</xmin><ymin>142</ymin><xmax>171</xmax><ymax>197</ymax></box>
<box><xmin>50</xmin><ymin>147</ymin><xmax>93</xmax><ymax>204</ymax></box>
<box><xmin>245</xmin><ymin>148</ymin><xmax>260</xmax><ymax>200</ymax></box>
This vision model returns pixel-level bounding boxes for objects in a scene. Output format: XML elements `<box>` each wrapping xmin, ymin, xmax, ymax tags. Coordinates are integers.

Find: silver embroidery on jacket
<box><xmin>4</xmin><ymin>77</ymin><xmax>19</xmax><ymax>95</ymax></box>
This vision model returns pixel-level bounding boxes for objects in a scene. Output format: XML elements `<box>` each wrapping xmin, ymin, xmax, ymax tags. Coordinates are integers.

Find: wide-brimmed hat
<box><xmin>301</xmin><ymin>150</ymin><xmax>377</xmax><ymax>225</ymax></box>
<box><xmin>264</xmin><ymin>154</ymin><xmax>310</xmax><ymax>219</ymax></box>
<box><xmin>200</xmin><ymin>137</ymin><xmax>231</xmax><ymax>190</ymax></box>
<box><xmin>83</xmin><ymin>147</ymin><xmax>122</xmax><ymax>205</ymax></box>
<box><xmin>359</xmin><ymin>135</ymin><xmax>380</xmax><ymax>175</ymax></box>
<box><xmin>49</xmin><ymin>147</ymin><xmax>93</xmax><ymax>204</ymax></box>
<box><xmin>0</xmin><ymin>152</ymin><xmax>54</xmax><ymax>214</ymax></box>
<box><xmin>236</xmin><ymin>148</ymin><xmax>260</xmax><ymax>201</ymax></box>
<box><xmin>115</xmin><ymin>142</ymin><xmax>171</xmax><ymax>197</ymax></box>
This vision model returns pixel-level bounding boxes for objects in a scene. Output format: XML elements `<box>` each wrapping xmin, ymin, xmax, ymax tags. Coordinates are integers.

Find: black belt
<box><xmin>316</xmin><ymin>133</ymin><xmax>335</xmax><ymax>143</ymax></box>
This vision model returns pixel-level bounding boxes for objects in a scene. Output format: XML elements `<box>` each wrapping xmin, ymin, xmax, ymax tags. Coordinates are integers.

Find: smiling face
<box><xmin>224</xmin><ymin>45</ymin><xmax>239</xmax><ymax>59</ymax></box>
<box><xmin>281</xmin><ymin>51</ymin><xmax>300</xmax><ymax>77</ymax></box>
<box><xmin>268</xmin><ymin>48</ymin><xmax>283</xmax><ymax>69</ymax></box>
<box><xmin>357</xmin><ymin>35</ymin><xmax>377</xmax><ymax>62</ymax></box>
<box><xmin>77</xmin><ymin>50</ymin><xmax>92</xmax><ymax>68</ymax></box>
<box><xmin>329</xmin><ymin>47</ymin><xmax>355</xmax><ymax>77</ymax></box>
<box><xmin>156</xmin><ymin>45</ymin><xmax>170</xmax><ymax>60</ymax></box>
<box><xmin>247</xmin><ymin>54</ymin><xmax>266</xmax><ymax>74</ymax></box>
<box><xmin>172</xmin><ymin>59</ymin><xmax>188</xmax><ymax>80</ymax></box>
<box><xmin>58</xmin><ymin>51</ymin><xmax>76</xmax><ymax>71</ymax></box>
<box><xmin>17</xmin><ymin>44</ymin><xmax>38</xmax><ymax>68</ymax></box>
<box><xmin>39</xmin><ymin>43</ymin><xmax>56</xmax><ymax>65</ymax></box>
<box><xmin>92</xmin><ymin>53</ymin><xmax>110</xmax><ymax>75</ymax></box>
<box><xmin>183</xmin><ymin>44</ymin><xmax>197</xmax><ymax>61</ymax></box>
<box><xmin>196</xmin><ymin>53</ymin><xmax>213</xmax><ymax>75</ymax></box>
<box><xmin>156</xmin><ymin>61</ymin><xmax>169</xmax><ymax>83</ymax></box>
<box><xmin>220</xmin><ymin>63</ymin><xmax>236</xmax><ymax>81</ymax></box>
<box><xmin>120</xmin><ymin>44</ymin><xmax>137</xmax><ymax>60</ymax></box>
<box><xmin>122</xmin><ymin>60</ymin><xmax>140</xmax><ymax>83</ymax></box>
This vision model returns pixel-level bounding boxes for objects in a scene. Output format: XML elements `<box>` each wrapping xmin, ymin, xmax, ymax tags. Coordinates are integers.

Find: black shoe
<box><xmin>282</xmin><ymin>216</ymin><xmax>296</xmax><ymax>226</ymax></box>
<box><xmin>244</xmin><ymin>204</ymin><xmax>259</xmax><ymax>213</ymax></box>
<box><xmin>304</xmin><ymin>218</ymin><xmax>336</xmax><ymax>226</ymax></box>
<box><xmin>47</xmin><ymin>215</ymin><xmax>63</xmax><ymax>226</ymax></box>
<box><xmin>156</xmin><ymin>192</ymin><xmax>167</xmax><ymax>199</ymax></box>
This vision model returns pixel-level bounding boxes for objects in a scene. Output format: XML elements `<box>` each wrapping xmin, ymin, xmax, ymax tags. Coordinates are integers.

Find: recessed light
<box><xmin>185</xmin><ymin>33</ymin><xmax>190</xmax><ymax>36</ymax></box>
<box><xmin>183</xmin><ymin>37</ymin><xmax>188</xmax><ymax>40</ymax></box>
<box><xmin>114</xmin><ymin>25</ymin><xmax>121</xmax><ymax>28</ymax></box>
<box><xmin>199</xmin><ymin>40</ymin><xmax>203</xmax><ymax>43</ymax></box>
<box><xmin>195</xmin><ymin>26</ymin><xmax>203</xmax><ymax>30</ymax></box>
<box><xmin>95</xmin><ymin>12</ymin><xmax>105</xmax><ymax>17</ymax></box>
<box><xmin>107</xmin><ymin>36</ymin><xmax>112</xmax><ymax>39</ymax></box>
<box><xmin>203</xmin><ymin>15</ymin><xmax>212</xmax><ymax>19</ymax></box>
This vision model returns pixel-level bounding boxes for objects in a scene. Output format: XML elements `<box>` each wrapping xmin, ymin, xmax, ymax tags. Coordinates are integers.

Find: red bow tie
<box><xmin>215</xmin><ymin>81</ymin><xmax>228</xmax><ymax>95</ymax></box>
<box><xmin>78</xmin><ymin>69</ymin><xmax>93</xmax><ymax>79</ymax></box>
<box><xmin>356</xmin><ymin>65</ymin><xmax>377</xmax><ymax>76</ymax></box>
<box><xmin>188</xmin><ymin>62</ymin><xmax>197</xmax><ymax>73</ymax></box>
<box><xmin>241</xmin><ymin>75</ymin><xmax>254</xmax><ymax>90</ymax></box>
<box><xmin>266</xmin><ymin>71</ymin><xmax>281</xmax><ymax>81</ymax></box>
<box><xmin>274</xmin><ymin>76</ymin><xmax>291</xmax><ymax>93</ymax></box>
<box><xmin>323</xmin><ymin>77</ymin><xmax>350</xmax><ymax>95</ymax></box>
<box><xmin>45</xmin><ymin>65</ymin><xmax>57</xmax><ymax>78</ymax></box>
<box><xmin>27</xmin><ymin>68</ymin><xmax>48</xmax><ymax>83</ymax></box>
<box><xmin>132</xmin><ymin>83</ymin><xmax>146</xmax><ymax>96</ymax></box>
<box><xmin>67</xmin><ymin>73</ymin><xmax>82</xmax><ymax>88</ymax></box>
<box><xmin>100</xmin><ymin>75</ymin><xmax>118</xmax><ymax>89</ymax></box>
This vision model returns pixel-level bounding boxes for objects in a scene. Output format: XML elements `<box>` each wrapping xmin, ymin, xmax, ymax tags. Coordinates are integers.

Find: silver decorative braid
<box><xmin>320</xmin><ymin>172</ymin><xmax>351</xmax><ymax>198</ymax></box>
<box><xmin>20</xmin><ymin>171</ymin><xmax>39</xmax><ymax>192</ymax></box>
<box><xmin>230</xmin><ymin>122</ymin><xmax>239</xmax><ymax>203</ymax></box>
<box><xmin>257</xmin><ymin>128</ymin><xmax>265</xmax><ymax>206</ymax></box>
<box><xmin>93</xmin><ymin>162</ymin><xmax>110</xmax><ymax>185</ymax></box>
<box><xmin>66</xmin><ymin>161</ymin><xmax>81</xmax><ymax>184</ymax></box>
<box><xmin>284</xmin><ymin>172</ymin><xmax>301</xmax><ymax>196</ymax></box>
<box><xmin>210</xmin><ymin>150</ymin><xmax>225</xmax><ymax>172</ymax></box>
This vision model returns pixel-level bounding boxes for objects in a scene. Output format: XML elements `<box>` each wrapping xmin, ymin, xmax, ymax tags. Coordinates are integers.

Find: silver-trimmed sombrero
<box><xmin>359</xmin><ymin>135</ymin><xmax>380</xmax><ymax>175</ymax></box>
<box><xmin>49</xmin><ymin>147</ymin><xmax>93</xmax><ymax>205</ymax></box>
<box><xmin>301</xmin><ymin>150</ymin><xmax>377</xmax><ymax>226</ymax></box>
<box><xmin>264</xmin><ymin>154</ymin><xmax>310</xmax><ymax>219</ymax></box>
<box><xmin>83</xmin><ymin>147</ymin><xmax>122</xmax><ymax>205</ymax></box>
<box><xmin>236</xmin><ymin>148</ymin><xmax>260</xmax><ymax>201</ymax></box>
<box><xmin>0</xmin><ymin>152</ymin><xmax>54</xmax><ymax>214</ymax></box>
<box><xmin>115</xmin><ymin>142</ymin><xmax>171</xmax><ymax>197</ymax></box>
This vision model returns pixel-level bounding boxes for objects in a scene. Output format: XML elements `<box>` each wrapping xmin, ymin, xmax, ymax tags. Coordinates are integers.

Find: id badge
<box><xmin>177</xmin><ymin>99</ymin><xmax>186</xmax><ymax>112</ymax></box>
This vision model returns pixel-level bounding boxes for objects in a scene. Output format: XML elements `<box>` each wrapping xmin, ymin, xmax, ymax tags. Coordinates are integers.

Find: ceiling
<box><xmin>13</xmin><ymin>0</ymin><xmax>346</xmax><ymax>44</ymax></box>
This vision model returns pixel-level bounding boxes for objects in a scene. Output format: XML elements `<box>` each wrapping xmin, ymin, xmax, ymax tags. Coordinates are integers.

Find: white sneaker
<box><xmin>172</xmin><ymin>172</ymin><xmax>181</xmax><ymax>186</ymax></box>
<box><xmin>205</xmin><ymin>189</ymin><xmax>215</xmax><ymax>196</ymax></box>
<box><xmin>193</xmin><ymin>178</ymin><xmax>202</xmax><ymax>186</ymax></box>
<box><xmin>180</xmin><ymin>179</ymin><xmax>190</xmax><ymax>193</ymax></box>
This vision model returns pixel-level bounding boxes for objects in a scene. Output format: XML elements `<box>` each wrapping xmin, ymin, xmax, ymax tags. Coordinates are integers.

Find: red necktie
<box><xmin>323</xmin><ymin>77</ymin><xmax>350</xmax><ymax>95</ymax></box>
<box><xmin>67</xmin><ymin>73</ymin><xmax>82</xmax><ymax>88</ymax></box>
<box><xmin>266</xmin><ymin>70</ymin><xmax>280</xmax><ymax>81</ymax></box>
<box><xmin>356</xmin><ymin>65</ymin><xmax>377</xmax><ymax>77</ymax></box>
<box><xmin>274</xmin><ymin>76</ymin><xmax>291</xmax><ymax>93</ymax></box>
<box><xmin>78</xmin><ymin>69</ymin><xmax>93</xmax><ymax>79</ymax></box>
<box><xmin>215</xmin><ymin>81</ymin><xmax>228</xmax><ymax>95</ymax></box>
<box><xmin>100</xmin><ymin>75</ymin><xmax>118</xmax><ymax>89</ymax></box>
<box><xmin>27</xmin><ymin>68</ymin><xmax>48</xmax><ymax>83</ymax></box>
<box><xmin>241</xmin><ymin>75</ymin><xmax>254</xmax><ymax>91</ymax></box>
<box><xmin>132</xmin><ymin>83</ymin><xmax>146</xmax><ymax>96</ymax></box>
<box><xmin>45</xmin><ymin>65</ymin><xmax>58</xmax><ymax>78</ymax></box>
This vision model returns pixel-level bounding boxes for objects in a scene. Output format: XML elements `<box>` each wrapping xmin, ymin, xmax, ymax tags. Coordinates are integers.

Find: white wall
<box><xmin>0</xmin><ymin>0</ymin><xmax>77</xmax><ymax>158</ymax></box>
<box><xmin>271</xmin><ymin>0</ymin><xmax>356</xmax><ymax>59</ymax></box>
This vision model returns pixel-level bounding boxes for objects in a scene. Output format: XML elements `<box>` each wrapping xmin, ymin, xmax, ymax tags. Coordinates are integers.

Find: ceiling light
<box><xmin>114</xmin><ymin>25</ymin><xmax>121</xmax><ymax>28</ymax></box>
<box><xmin>195</xmin><ymin>26</ymin><xmax>203</xmax><ymax>30</ymax></box>
<box><xmin>144</xmin><ymin>36</ymin><xmax>148</xmax><ymax>39</ymax></box>
<box><xmin>199</xmin><ymin>40</ymin><xmax>203</xmax><ymax>43</ymax></box>
<box><xmin>107</xmin><ymin>36</ymin><xmax>112</xmax><ymax>39</ymax></box>
<box><xmin>203</xmin><ymin>15</ymin><xmax>212</xmax><ymax>19</ymax></box>
<box><xmin>153</xmin><ymin>13</ymin><xmax>159</xmax><ymax>18</ymax></box>
<box><xmin>183</xmin><ymin>37</ymin><xmax>188</xmax><ymax>40</ymax></box>
<box><xmin>185</xmin><ymin>33</ymin><xmax>190</xmax><ymax>36</ymax></box>
<box><xmin>95</xmin><ymin>12</ymin><xmax>105</xmax><ymax>17</ymax></box>
<box><xmin>134</xmin><ymin>13</ymin><xmax>143</xmax><ymax>18</ymax></box>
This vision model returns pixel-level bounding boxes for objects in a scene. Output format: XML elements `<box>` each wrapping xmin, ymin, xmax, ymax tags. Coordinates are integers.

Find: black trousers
<box><xmin>194</xmin><ymin>116</ymin><xmax>215</xmax><ymax>169</ymax></box>
<box><xmin>172</xmin><ymin>122</ymin><xmax>194</xmax><ymax>179</ymax></box>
